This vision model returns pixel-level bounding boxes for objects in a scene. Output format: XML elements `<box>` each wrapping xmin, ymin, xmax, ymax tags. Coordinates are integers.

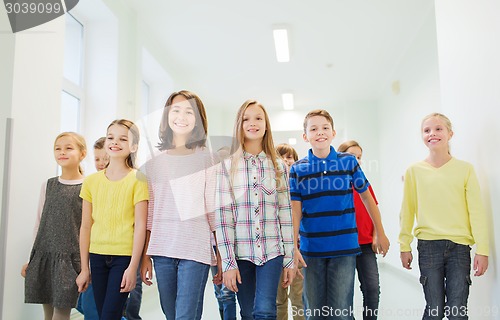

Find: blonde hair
<box><xmin>276</xmin><ymin>143</ymin><xmax>298</xmax><ymax>161</ymax></box>
<box><xmin>303</xmin><ymin>109</ymin><xmax>334</xmax><ymax>133</ymax></box>
<box><xmin>421</xmin><ymin>113</ymin><xmax>453</xmax><ymax>132</ymax></box>
<box><xmin>421</xmin><ymin>113</ymin><xmax>453</xmax><ymax>154</ymax></box>
<box><xmin>93</xmin><ymin>137</ymin><xmax>106</xmax><ymax>150</ymax></box>
<box><xmin>231</xmin><ymin>100</ymin><xmax>284</xmax><ymax>188</ymax></box>
<box><xmin>54</xmin><ymin>132</ymin><xmax>87</xmax><ymax>174</ymax></box>
<box><xmin>337</xmin><ymin>140</ymin><xmax>362</xmax><ymax>153</ymax></box>
<box><xmin>107</xmin><ymin>119</ymin><xmax>140</xmax><ymax>169</ymax></box>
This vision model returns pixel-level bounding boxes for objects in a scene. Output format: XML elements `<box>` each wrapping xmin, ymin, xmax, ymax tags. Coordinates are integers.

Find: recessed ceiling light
<box><xmin>273</xmin><ymin>29</ymin><xmax>290</xmax><ymax>62</ymax></box>
<box><xmin>282</xmin><ymin>93</ymin><xmax>294</xmax><ymax>110</ymax></box>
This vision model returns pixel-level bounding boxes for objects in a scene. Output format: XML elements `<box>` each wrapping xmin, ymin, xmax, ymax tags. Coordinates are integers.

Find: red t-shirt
<box><xmin>353</xmin><ymin>185</ymin><xmax>378</xmax><ymax>245</ymax></box>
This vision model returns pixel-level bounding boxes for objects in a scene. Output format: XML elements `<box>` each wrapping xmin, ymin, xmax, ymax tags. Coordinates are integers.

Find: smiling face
<box><xmin>303</xmin><ymin>115</ymin><xmax>336</xmax><ymax>155</ymax></box>
<box><xmin>54</xmin><ymin>136</ymin><xmax>85</xmax><ymax>169</ymax></box>
<box><xmin>421</xmin><ymin>116</ymin><xmax>453</xmax><ymax>152</ymax></box>
<box><xmin>94</xmin><ymin>148</ymin><xmax>109</xmax><ymax>171</ymax></box>
<box><xmin>168</xmin><ymin>95</ymin><xmax>196</xmax><ymax>137</ymax></box>
<box><xmin>105</xmin><ymin>124</ymin><xmax>137</xmax><ymax>160</ymax></box>
<box><xmin>242</xmin><ymin>103</ymin><xmax>266</xmax><ymax>143</ymax></box>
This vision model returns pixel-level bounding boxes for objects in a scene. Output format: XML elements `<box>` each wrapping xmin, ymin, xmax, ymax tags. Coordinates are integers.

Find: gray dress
<box><xmin>25</xmin><ymin>177</ymin><xmax>82</xmax><ymax>308</ymax></box>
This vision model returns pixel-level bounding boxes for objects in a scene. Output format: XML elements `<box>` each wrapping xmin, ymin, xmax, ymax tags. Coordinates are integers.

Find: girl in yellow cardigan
<box><xmin>399</xmin><ymin>113</ymin><xmax>489</xmax><ymax>319</ymax></box>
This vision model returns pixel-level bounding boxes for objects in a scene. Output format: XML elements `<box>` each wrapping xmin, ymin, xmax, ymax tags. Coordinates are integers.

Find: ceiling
<box><xmin>125</xmin><ymin>0</ymin><xmax>435</xmax><ymax>112</ymax></box>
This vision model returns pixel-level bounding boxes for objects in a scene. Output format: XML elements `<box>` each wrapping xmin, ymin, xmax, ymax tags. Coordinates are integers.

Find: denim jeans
<box><xmin>125</xmin><ymin>270</ymin><xmax>143</xmax><ymax>320</ymax></box>
<box><xmin>211</xmin><ymin>265</ymin><xmax>237</xmax><ymax>320</ymax></box>
<box><xmin>89</xmin><ymin>254</ymin><xmax>131</xmax><ymax>320</ymax></box>
<box><xmin>417</xmin><ymin>240</ymin><xmax>471</xmax><ymax>320</ymax></box>
<box><xmin>236</xmin><ymin>256</ymin><xmax>284</xmax><ymax>320</ymax></box>
<box><xmin>302</xmin><ymin>255</ymin><xmax>356</xmax><ymax>320</ymax></box>
<box><xmin>356</xmin><ymin>244</ymin><xmax>380</xmax><ymax>320</ymax></box>
<box><xmin>76</xmin><ymin>283</ymin><xmax>99</xmax><ymax>320</ymax></box>
<box><xmin>152</xmin><ymin>256</ymin><xmax>210</xmax><ymax>320</ymax></box>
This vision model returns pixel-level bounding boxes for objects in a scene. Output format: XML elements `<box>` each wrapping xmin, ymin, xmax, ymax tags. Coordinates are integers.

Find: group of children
<box><xmin>21</xmin><ymin>89</ymin><xmax>489</xmax><ymax>320</ymax></box>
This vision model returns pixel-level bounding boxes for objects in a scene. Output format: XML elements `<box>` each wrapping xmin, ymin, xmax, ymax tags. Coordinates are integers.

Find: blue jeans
<box><xmin>417</xmin><ymin>240</ymin><xmax>471</xmax><ymax>320</ymax></box>
<box><xmin>152</xmin><ymin>256</ymin><xmax>210</xmax><ymax>320</ymax></box>
<box><xmin>356</xmin><ymin>244</ymin><xmax>380</xmax><ymax>320</ymax></box>
<box><xmin>303</xmin><ymin>255</ymin><xmax>356</xmax><ymax>320</ymax></box>
<box><xmin>125</xmin><ymin>270</ymin><xmax>143</xmax><ymax>320</ymax></box>
<box><xmin>76</xmin><ymin>283</ymin><xmax>99</xmax><ymax>320</ymax></box>
<box><xmin>211</xmin><ymin>265</ymin><xmax>237</xmax><ymax>320</ymax></box>
<box><xmin>236</xmin><ymin>256</ymin><xmax>284</xmax><ymax>320</ymax></box>
<box><xmin>90</xmin><ymin>254</ymin><xmax>131</xmax><ymax>320</ymax></box>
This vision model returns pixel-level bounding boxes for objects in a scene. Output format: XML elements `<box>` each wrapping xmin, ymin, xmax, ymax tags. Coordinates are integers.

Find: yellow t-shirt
<box><xmin>398</xmin><ymin>158</ymin><xmax>489</xmax><ymax>256</ymax></box>
<box><xmin>80</xmin><ymin>169</ymin><xmax>149</xmax><ymax>255</ymax></box>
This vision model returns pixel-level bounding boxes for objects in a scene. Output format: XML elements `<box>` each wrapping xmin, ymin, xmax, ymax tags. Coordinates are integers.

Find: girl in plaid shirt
<box><xmin>215</xmin><ymin>100</ymin><xmax>295</xmax><ymax>320</ymax></box>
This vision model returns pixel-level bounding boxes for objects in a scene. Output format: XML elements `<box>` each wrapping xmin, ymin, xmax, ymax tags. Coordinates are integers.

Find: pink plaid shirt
<box><xmin>215</xmin><ymin>151</ymin><xmax>294</xmax><ymax>272</ymax></box>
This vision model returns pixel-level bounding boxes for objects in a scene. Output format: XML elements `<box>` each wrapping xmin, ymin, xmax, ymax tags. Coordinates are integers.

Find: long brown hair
<box><xmin>230</xmin><ymin>100</ymin><xmax>284</xmax><ymax>188</ymax></box>
<box><xmin>157</xmin><ymin>90</ymin><xmax>208</xmax><ymax>151</ymax></box>
<box><xmin>107</xmin><ymin>119</ymin><xmax>140</xmax><ymax>169</ymax></box>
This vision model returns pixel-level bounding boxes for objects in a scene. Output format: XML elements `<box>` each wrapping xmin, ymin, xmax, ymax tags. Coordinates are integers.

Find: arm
<box><xmin>141</xmin><ymin>230</ymin><xmax>153</xmax><ymax>285</ymax></box>
<box><xmin>465</xmin><ymin>165</ymin><xmax>489</xmax><ymax>276</ymax></box>
<box><xmin>76</xmin><ymin>200</ymin><xmax>92</xmax><ymax>292</ymax></box>
<box><xmin>21</xmin><ymin>182</ymin><xmax>47</xmax><ymax>277</ymax></box>
<box><xmin>291</xmin><ymin>200</ymin><xmax>306</xmax><ymax>277</ymax></box>
<box><xmin>359</xmin><ymin>190</ymin><xmax>389</xmax><ymax>256</ymax></box>
<box><xmin>399</xmin><ymin>168</ymin><xmax>416</xmax><ymax>269</ymax></box>
<box><xmin>276</xmin><ymin>165</ymin><xmax>296</xmax><ymax>287</ymax></box>
<box><xmin>121</xmin><ymin>200</ymin><xmax>147</xmax><ymax>293</ymax></box>
<box><xmin>215</xmin><ymin>161</ymin><xmax>240</xmax><ymax>292</ymax></box>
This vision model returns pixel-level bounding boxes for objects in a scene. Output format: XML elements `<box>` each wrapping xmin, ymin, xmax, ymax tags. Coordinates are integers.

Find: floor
<box><xmin>71</xmin><ymin>262</ymin><xmax>425</xmax><ymax>320</ymax></box>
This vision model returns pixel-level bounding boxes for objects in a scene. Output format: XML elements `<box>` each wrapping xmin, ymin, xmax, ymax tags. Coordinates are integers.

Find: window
<box><xmin>62</xmin><ymin>13</ymin><xmax>84</xmax><ymax>133</ymax></box>
<box><xmin>60</xmin><ymin>91</ymin><xmax>80</xmax><ymax>133</ymax></box>
<box><xmin>63</xmin><ymin>13</ymin><xmax>84</xmax><ymax>86</ymax></box>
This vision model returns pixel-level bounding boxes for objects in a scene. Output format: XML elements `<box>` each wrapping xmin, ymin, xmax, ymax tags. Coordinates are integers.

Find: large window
<box><xmin>63</xmin><ymin>14</ymin><xmax>83</xmax><ymax>85</ymax></box>
<box><xmin>62</xmin><ymin>13</ymin><xmax>84</xmax><ymax>133</ymax></box>
<box><xmin>60</xmin><ymin>91</ymin><xmax>80</xmax><ymax>133</ymax></box>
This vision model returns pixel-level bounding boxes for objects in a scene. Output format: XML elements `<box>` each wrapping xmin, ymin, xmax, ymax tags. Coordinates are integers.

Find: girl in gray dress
<box><xmin>21</xmin><ymin>132</ymin><xmax>87</xmax><ymax>320</ymax></box>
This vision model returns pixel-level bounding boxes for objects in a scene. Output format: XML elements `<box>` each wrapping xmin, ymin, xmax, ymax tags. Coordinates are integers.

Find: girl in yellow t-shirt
<box><xmin>77</xmin><ymin>119</ymin><xmax>148</xmax><ymax>320</ymax></box>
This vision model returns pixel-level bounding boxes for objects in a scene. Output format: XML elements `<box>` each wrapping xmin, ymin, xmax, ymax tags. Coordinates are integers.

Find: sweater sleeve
<box><xmin>215</xmin><ymin>160</ymin><xmax>238</xmax><ymax>272</ymax></box>
<box><xmin>465</xmin><ymin>165</ymin><xmax>489</xmax><ymax>256</ymax></box>
<box><xmin>399</xmin><ymin>167</ymin><xmax>416</xmax><ymax>252</ymax></box>
<box><xmin>277</xmin><ymin>161</ymin><xmax>294</xmax><ymax>269</ymax></box>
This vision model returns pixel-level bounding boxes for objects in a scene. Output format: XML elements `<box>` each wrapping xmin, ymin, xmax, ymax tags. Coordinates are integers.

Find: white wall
<box><xmin>2</xmin><ymin>16</ymin><xmax>66</xmax><ymax>319</ymax></box>
<box><xmin>435</xmin><ymin>1</ymin><xmax>500</xmax><ymax>318</ymax></box>
<box><xmin>0</xmin><ymin>6</ymin><xmax>15</xmax><ymax>318</ymax></box>
<box><xmin>377</xmin><ymin>6</ymin><xmax>441</xmax><ymax>271</ymax></box>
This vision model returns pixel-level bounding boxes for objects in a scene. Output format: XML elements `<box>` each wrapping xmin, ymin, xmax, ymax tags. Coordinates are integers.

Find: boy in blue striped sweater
<box><xmin>289</xmin><ymin>109</ymin><xmax>389</xmax><ymax>320</ymax></box>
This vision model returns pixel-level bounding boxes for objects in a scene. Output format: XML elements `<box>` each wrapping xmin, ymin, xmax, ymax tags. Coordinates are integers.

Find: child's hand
<box><xmin>141</xmin><ymin>257</ymin><xmax>154</xmax><ymax>286</ymax></box>
<box><xmin>20</xmin><ymin>263</ymin><xmax>28</xmax><ymax>278</ymax></box>
<box><xmin>212</xmin><ymin>254</ymin><xmax>223</xmax><ymax>286</ymax></box>
<box><xmin>473</xmin><ymin>254</ymin><xmax>488</xmax><ymax>276</ymax></box>
<box><xmin>223</xmin><ymin>269</ymin><xmax>241</xmax><ymax>293</ymax></box>
<box><xmin>400</xmin><ymin>251</ymin><xmax>413</xmax><ymax>270</ymax></box>
<box><xmin>294</xmin><ymin>248</ymin><xmax>307</xmax><ymax>269</ymax></box>
<box><xmin>374</xmin><ymin>233</ymin><xmax>390</xmax><ymax>257</ymax></box>
<box><xmin>76</xmin><ymin>270</ymin><xmax>90</xmax><ymax>292</ymax></box>
<box><xmin>120</xmin><ymin>267</ymin><xmax>137</xmax><ymax>293</ymax></box>
<box><xmin>282</xmin><ymin>267</ymin><xmax>296</xmax><ymax>288</ymax></box>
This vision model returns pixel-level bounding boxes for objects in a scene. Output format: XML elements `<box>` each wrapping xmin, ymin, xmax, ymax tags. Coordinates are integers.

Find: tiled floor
<box><xmin>72</xmin><ymin>262</ymin><xmax>425</xmax><ymax>319</ymax></box>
